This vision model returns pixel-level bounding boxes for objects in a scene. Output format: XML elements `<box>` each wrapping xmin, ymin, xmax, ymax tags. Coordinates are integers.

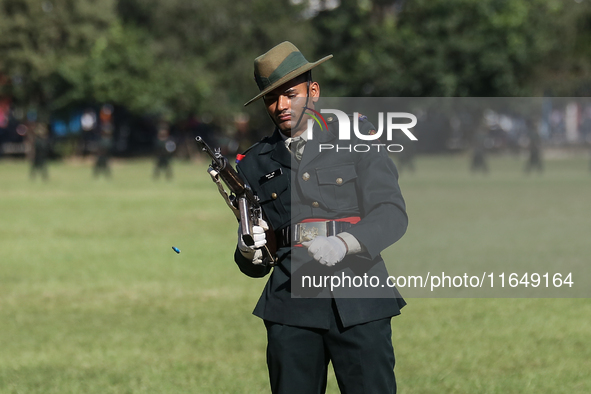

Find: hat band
<box><xmin>255</xmin><ymin>51</ymin><xmax>309</xmax><ymax>91</ymax></box>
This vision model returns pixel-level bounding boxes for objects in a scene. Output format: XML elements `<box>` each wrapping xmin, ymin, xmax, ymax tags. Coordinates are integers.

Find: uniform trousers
<box><xmin>264</xmin><ymin>302</ymin><xmax>396</xmax><ymax>394</ymax></box>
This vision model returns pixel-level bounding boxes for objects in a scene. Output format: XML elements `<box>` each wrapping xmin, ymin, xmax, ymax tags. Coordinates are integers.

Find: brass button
<box><xmin>302</xmin><ymin>172</ymin><xmax>310</xmax><ymax>181</ymax></box>
<box><xmin>336</xmin><ymin>177</ymin><xmax>343</xmax><ymax>185</ymax></box>
<box><xmin>327</xmin><ymin>117</ymin><xmax>334</xmax><ymax>122</ymax></box>
<box><xmin>271</xmin><ymin>193</ymin><xmax>278</xmax><ymax>199</ymax></box>
<box><xmin>312</xmin><ymin>201</ymin><xmax>320</xmax><ymax>208</ymax></box>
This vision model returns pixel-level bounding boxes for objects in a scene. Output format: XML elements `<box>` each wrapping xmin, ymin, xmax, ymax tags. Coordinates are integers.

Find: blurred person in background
<box><xmin>234</xmin><ymin>112</ymin><xmax>254</xmax><ymax>154</ymax></box>
<box><xmin>470</xmin><ymin>122</ymin><xmax>489</xmax><ymax>174</ymax></box>
<box><xmin>30</xmin><ymin>123</ymin><xmax>50</xmax><ymax>181</ymax></box>
<box><xmin>524</xmin><ymin>119</ymin><xmax>543</xmax><ymax>174</ymax></box>
<box><xmin>395</xmin><ymin>132</ymin><xmax>416</xmax><ymax>174</ymax></box>
<box><xmin>93</xmin><ymin>128</ymin><xmax>113</xmax><ymax>178</ymax></box>
<box><xmin>153</xmin><ymin>122</ymin><xmax>175</xmax><ymax>180</ymax></box>
<box><xmin>579</xmin><ymin>106</ymin><xmax>591</xmax><ymax>172</ymax></box>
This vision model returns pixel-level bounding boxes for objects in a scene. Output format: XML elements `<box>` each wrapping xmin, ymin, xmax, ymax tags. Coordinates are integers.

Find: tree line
<box><xmin>1</xmin><ymin>0</ymin><xmax>591</xmax><ymax>132</ymax></box>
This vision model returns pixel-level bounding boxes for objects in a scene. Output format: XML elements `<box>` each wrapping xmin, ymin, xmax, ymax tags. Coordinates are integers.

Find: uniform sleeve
<box><xmin>234</xmin><ymin>246</ymin><xmax>272</xmax><ymax>278</ymax></box>
<box><xmin>232</xmin><ymin>158</ymin><xmax>273</xmax><ymax>278</ymax></box>
<box><xmin>345</xmin><ymin>123</ymin><xmax>408</xmax><ymax>260</ymax></box>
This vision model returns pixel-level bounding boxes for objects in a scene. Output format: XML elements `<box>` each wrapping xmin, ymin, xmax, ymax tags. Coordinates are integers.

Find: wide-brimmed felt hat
<box><xmin>244</xmin><ymin>41</ymin><xmax>332</xmax><ymax>106</ymax></box>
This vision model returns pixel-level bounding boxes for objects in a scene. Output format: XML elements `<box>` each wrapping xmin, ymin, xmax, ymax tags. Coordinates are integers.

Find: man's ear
<box><xmin>310</xmin><ymin>81</ymin><xmax>320</xmax><ymax>102</ymax></box>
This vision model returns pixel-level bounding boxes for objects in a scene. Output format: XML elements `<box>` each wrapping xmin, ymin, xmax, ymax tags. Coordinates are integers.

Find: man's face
<box><xmin>263</xmin><ymin>77</ymin><xmax>319</xmax><ymax>137</ymax></box>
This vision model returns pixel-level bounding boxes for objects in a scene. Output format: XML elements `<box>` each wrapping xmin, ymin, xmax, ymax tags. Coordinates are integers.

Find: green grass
<box><xmin>0</xmin><ymin>155</ymin><xmax>590</xmax><ymax>393</ymax></box>
<box><xmin>386</xmin><ymin>154</ymin><xmax>591</xmax><ymax>297</ymax></box>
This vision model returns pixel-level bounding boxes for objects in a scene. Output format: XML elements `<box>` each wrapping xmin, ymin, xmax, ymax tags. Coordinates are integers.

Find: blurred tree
<box><xmin>79</xmin><ymin>21</ymin><xmax>211</xmax><ymax>120</ymax></box>
<box><xmin>0</xmin><ymin>0</ymin><xmax>313</xmax><ymax>124</ymax></box>
<box><xmin>3</xmin><ymin>0</ymin><xmax>590</xmax><ymax>133</ymax></box>
<box><xmin>0</xmin><ymin>0</ymin><xmax>117</xmax><ymax>116</ymax></box>
<box><xmin>310</xmin><ymin>0</ymin><xmax>570</xmax><ymax>97</ymax></box>
<box><xmin>116</xmin><ymin>0</ymin><xmax>312</xmax><ymax>127</ymax></box>
<box><xmin>536</xmin><ymin>0</ymin><xmax>591</xmax><ymax>96</ymax></box>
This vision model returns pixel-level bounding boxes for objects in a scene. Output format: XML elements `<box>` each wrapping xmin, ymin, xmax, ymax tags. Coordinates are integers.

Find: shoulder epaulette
<box><xmin>347</xmin><ymin>113</ymin><xmax>368</xmax><ymax>122</ymax></box>
<box><xmin>349</xmin><ymin>113</ymin><xmax>378</xmax><ymax>138</ymax></box>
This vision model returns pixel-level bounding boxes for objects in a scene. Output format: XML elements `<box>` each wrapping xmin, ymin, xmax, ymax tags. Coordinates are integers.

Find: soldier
<box><xmin>93</xmin><ymin>128</ymin><xmax>113</xmax><ymax>178</ymax></box>
<box><xmin>396</xmin><ymin>132</ymin><xmax>417</xmax><ymax>173</ymax></box>
<box><xmin>30</xmin><ymin>123</ymin><xmax>50</xmax><ymax>181</ymax></box>
<box><xmin>524</xmin><ymin>119</ymin><xmax>543</xmax><ymax>174</ymax></box>
<box><xmin>233</xmin><ymin>42</ymin><xmax>408</xmax><ymax>393</ymax></box>
<box><xmin>470</xmin><ymin>124</ymin><xmax>489</xmax><ymax>174</ymax></box>
<box><xmin>153</xmin><ymin>124</ymin><xmax>175</xmax><ymax>180</ymax></box>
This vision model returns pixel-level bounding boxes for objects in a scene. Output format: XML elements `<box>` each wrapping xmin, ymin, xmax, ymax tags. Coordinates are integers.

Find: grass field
<box><xmin>1</xmin><ymin>154</ymin><xmax>590</xmax><ymax>393</ymax></box>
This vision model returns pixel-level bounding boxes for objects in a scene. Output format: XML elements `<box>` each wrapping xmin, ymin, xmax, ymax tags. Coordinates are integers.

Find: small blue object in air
<box><xmin>172</xmin><ymin>246</ymin><xmax>180</xmax><ymax>254</ymax></box>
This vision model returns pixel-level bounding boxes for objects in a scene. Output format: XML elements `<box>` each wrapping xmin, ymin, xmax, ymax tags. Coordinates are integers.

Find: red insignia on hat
<box><xmin>368</xmin><ymin>129</ymin><xmax>377</xmax><ymax>135</ymax></box>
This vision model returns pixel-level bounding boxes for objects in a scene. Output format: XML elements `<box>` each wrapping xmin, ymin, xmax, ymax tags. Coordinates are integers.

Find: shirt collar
<box><xmin>280</xmin><ymin>128</ymin><xmax>310</xmax><ymax>144</ymax></box>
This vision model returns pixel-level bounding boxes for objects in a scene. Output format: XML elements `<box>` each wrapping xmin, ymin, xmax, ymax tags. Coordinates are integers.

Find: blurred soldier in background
<box><xmin>153</xmin><ymin>123</ymin><xmax>175</xmax><ymax>180</ymax></box>
<box><xmin>470</xmin><ymin>122</ymin><xmax>489</xmax><ymax>174</ymax></box>
<box><xmin>524</xmin><ymin>119</ymin><xmax>543</xmax><ymax>174</ymax></box>
<box><xmin>93</xmin><ymin>128</ymin><xmax>113</xmax><ymax>178</ymax></box>
<box><xmin>30</xmin><ymin>123</ymin><xmax>50</xmax><ymax>181</ymax></box>
<box><xmin>396</xmin><ymin>136</ymin><xmax>416</xmax><ymax>174</ymax></box>
<box><xmin>581</xmin><ymin>108</ymin><xmax>591</xmax><ymax>172</ymax></box>
<box><xmin>234</xmin><ymin>113</ymin><xmax>254</xmax><ymax>154</ymax></box>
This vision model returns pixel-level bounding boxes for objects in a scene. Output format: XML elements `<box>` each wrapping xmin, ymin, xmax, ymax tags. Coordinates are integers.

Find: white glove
<box><xmin>302</xmin><ymin>236</ymin><xmax>347</xmax><ymax>267</ymax></box>
<box><xmin>238</xmin><ymin>219</ymin><xmax>268</xmax><ymax>265</ymax></box>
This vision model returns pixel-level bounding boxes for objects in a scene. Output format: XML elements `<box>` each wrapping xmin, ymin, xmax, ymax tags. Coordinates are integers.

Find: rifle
<box><xmin>195</xmin><ymin>136</ymin><xmax>277</xmax><ymax>266</ymax></box>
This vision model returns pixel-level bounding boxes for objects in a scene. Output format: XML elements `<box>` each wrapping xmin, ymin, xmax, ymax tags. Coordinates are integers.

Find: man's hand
<box><xmin>238</xmin><ymin>219</ymin><xmax>268</xmax><ymax>265</ymax></box>
<box><xmin>302</xmin><ymin>236</ymin><xmax>347</xmax><ymax>267</ymax></box>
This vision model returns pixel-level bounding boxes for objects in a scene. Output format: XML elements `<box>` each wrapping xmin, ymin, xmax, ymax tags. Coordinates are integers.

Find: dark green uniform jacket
<box><xmin>234</xmin><ymin>116</ymin><xmax>408</xmax><ymax>329</ymax></box>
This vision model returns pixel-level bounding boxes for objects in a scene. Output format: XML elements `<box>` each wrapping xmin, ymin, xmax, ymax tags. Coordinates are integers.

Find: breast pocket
<box><xmin>256</xmin><ymin>173</ymin><xmax>290</xmax><ymax>224</ymax></box>
<box><xmin>315</xmin><ymin>162</ymin><xmax>358</xmax><ymax>211</ymax></box>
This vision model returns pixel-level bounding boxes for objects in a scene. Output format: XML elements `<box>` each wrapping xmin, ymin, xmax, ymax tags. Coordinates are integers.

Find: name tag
<box><xmin>260</xmin><ymin>168</ymin><xmax>283</xmax><ymax>184</ymax></box>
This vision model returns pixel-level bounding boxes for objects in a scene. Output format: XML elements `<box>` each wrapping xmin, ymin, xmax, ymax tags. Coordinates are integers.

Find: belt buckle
<box><xmin>297</xmin><ymin>222</ymin><xmax>327</xmax><ymax>243</ymax></box>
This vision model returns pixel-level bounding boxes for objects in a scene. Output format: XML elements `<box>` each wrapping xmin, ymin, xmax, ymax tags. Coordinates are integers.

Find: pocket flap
<box><xmin>257</xmin><ymin>174</ymin><xmax>289</xmax><ymax>202</ymax></box>
<box><xmin>316</xmin><ymin>162</ymin><xmax>357</xmax><ymax>185</ymax></box>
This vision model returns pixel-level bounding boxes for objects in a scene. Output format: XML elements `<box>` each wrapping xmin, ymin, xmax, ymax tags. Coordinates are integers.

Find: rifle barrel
<box><xmin>196</xmin><ymin>136</ymin><xmax>224</xmax><ymax>169</ymax></box>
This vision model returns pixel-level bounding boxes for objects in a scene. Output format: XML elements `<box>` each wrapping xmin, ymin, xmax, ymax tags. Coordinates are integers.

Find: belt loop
<box><xmin>292</xmin><ymin>223</ymin><xmax>298</xmax><ymax>244</ymax></box>
<box><xmin>328</xmin><ymin>221</ymin><xmax>336</xmax><ymax>237</ymax></box>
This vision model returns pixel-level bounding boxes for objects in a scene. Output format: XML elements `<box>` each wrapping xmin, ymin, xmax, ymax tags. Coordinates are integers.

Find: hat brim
<box><xmin>244</xmin><ymin>55</ymin><xmax>333</xmax><ymax>107</ymax></box>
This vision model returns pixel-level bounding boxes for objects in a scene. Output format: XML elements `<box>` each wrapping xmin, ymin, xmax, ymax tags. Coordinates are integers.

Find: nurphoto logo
<box><xmin>304</xmin><ymin>107</ymin><xmax>328</xmax><ymax>131</ymax></box>
<box><xmin>305</xmin><ymin>108</ymin><xmax>418</xmax><ymax>153</ymax></box>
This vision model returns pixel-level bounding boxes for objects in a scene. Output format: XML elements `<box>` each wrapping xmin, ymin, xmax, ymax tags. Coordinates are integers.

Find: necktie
<box><xmin>289</xmin><ymin>137</ymin><xmax>306</xmax><ymax>162</ymax></box>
